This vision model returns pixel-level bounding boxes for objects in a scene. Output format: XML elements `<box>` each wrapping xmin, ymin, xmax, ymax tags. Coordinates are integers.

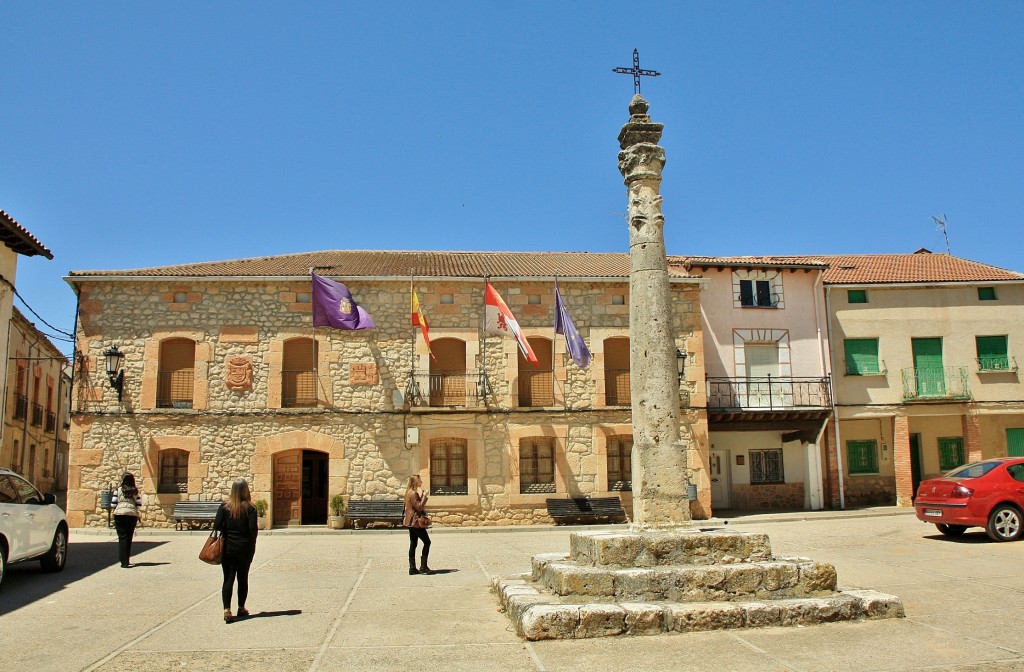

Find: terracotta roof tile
<box><xmin>0</xmin><ymin>210</ymin><xmax>53</xmax><ymax>259</ymax></box>
<box><xmin>784</xmin><ymin>252</ymin><xmax>1024</xmax><ymax>284</ymax></box>
<box><xmin>69</xmin><ymin>250</ymin><xmax>695</xmax><ymax>280</ymax></box>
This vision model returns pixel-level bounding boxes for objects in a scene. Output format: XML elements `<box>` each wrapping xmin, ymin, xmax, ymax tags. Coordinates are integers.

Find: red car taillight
<box><xmin>951</xmin><ymin>485</ymin><xmax>974</xmax><ymax>498</ymax></box>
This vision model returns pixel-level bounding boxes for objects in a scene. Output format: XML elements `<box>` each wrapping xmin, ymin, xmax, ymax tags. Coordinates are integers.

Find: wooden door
<box><xmin>273</xmin><ymin>451</ymin><xmax>302</xmax><ymax>526</ymax></box>
<box><xmin>301</xmin><ymin>451</ymin><xmax>328</xmax><ymax>525</ymax></box>
<box><xmin>912</xmin><ymin>338</ymin><xmax>945</xmax><ymax>397</ymax></box>
<box><xmin>710</xmin><ymin>450</ymin><xmax>730</xmax><ymax>509</ymax></box>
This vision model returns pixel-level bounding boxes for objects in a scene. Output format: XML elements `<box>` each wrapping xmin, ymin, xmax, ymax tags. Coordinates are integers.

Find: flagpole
<box><xmin>552</xmin><ymin>276</ymin><xmax>559</xmax><ymax>408</ymax></box>
<box><xmin>410</xmin><ymin>277</ymin><xmax>416</xmax><ymax>406</ymax></box>
<box><xmin>481</xmin><ymin>275</ymin><xmax>487</xmax><ymax>407</ymax></box>
<box><xmin>309</xmin><ymin>267</ymin><xmax>318</xmax><ymax>406</ymax></box>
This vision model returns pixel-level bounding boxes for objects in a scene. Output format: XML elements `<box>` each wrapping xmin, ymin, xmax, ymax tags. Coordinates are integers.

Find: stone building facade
<box><xmin>65</xmin><ymin>250</ymin><xmax>707</xmax><ymax>528</ymax></box>
<box><xmin>2</xmin><ymin>307</ymin><xmax>71</xmax><ymax>493</ymax></box>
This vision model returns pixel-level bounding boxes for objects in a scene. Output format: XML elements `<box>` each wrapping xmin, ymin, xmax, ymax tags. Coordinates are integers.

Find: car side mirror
<box><xmin>43</xmin><ymin>493</ymin><xmax>56</xmax><ymax>505</ymax></box>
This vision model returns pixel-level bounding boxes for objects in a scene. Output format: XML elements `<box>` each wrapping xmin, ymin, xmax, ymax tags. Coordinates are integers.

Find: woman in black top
<box><xmin>214</xmin><ymin>477</ymin><xmax>258</xmax><ymax>623</ymax></box>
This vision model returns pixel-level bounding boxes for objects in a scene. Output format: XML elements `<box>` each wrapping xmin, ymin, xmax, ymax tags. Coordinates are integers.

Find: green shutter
<box><xmin>938</xmin><ymin>437</ymin><xmax>965</xmax><ymax>471</ymax></box>
<box><xmin>847</xmin><ymin>440</ymin><xmax>878</xmax><ymax>474</ymax></box>
<box><xmin>844</xmin><ymin>339</ymin><xmax>879</xmax><ymax>375</ymax></box>
<box><xmin>978</xmin><ymin>287</ymin><xmax>997</xmax><ymax>301</ymax></box>
<box><xmin>976</xmin><ymin>335</ymin><xmax>1009</xmax><ymax>370</ymax></box>
<box><xmin>847</xmin><ymin>289</ymin><xmax>868</xmax><ymax>304</ymax></box>
<box><xmin>1007</xmin><ymin>429</ymin><xmax>1024</xmax><ymax>458</ymax></box>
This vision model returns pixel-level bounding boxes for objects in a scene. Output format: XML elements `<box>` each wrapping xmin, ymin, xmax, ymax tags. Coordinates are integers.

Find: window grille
<box><xmin>520</xmin><ymin>438</ymin><xmax>556</xmax><ymax>494</ymax></box>
<box><xmin>750</xmin><ymin>449</ymin><xmax>784</xmax><ymax>484</ymax></box>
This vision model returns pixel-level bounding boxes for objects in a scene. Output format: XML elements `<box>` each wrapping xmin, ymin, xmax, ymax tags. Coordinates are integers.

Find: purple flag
<box><xmin>311</xmin><ymin>273</ymin><xmax>376</xmax><ymax>330</ymax></box>
<box><xmin>554</xmin><ymin>281</ymin><xmax>591</xmax><ymax>368</ymax></box>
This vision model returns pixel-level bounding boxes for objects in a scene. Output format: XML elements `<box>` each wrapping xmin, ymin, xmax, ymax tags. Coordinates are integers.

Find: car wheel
<box><xmin>0</xmin><ymin>545</ymin><xmax>6</xmax><ymax>591</ymax></box>
<box><xmin>936</xmin><ymin>523</ymin><xmax>967</xmax><ymax>536</ymax></box>
<box><xmin>39</xmin><ymin>526</ymin><xmax>67</xmax><ymax>572</ymax></box>
<box><xmin>986</xmin><ymin>505</ymin><xmax>1024</xmax><ymax>542</ymax></box>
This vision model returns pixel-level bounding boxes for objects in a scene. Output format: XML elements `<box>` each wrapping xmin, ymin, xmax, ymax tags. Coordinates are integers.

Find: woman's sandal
<box><xmin>223</xmin><ymin>609</ymin><xmax>235</xmax><ymax>623</ymax></box>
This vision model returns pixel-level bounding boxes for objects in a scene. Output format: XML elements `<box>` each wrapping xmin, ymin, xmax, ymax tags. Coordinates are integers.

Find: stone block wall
<box><xmin>67</xmin><ymin>275</ymin><xmax>707</xmax><ymax>528</ymax></box>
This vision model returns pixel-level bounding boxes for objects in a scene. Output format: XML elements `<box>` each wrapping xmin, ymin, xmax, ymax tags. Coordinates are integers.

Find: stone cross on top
<box><xmin>612</xmin><ymin>48</ymin><xmax>661</xmax><ymax>95</ymax></box>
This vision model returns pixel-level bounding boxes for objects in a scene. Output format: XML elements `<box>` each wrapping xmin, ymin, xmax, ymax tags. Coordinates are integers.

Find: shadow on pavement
<box><xmin>243</xmin><ymin>609</ymin><xmax>302</xmax><ymax>619</ymax></box>
<box><xmin>0</xmin><ymin>540</ymin><xmax>167</xmax><ymax>613</ymax></box>
<box><xmin>921</xmin><ymin>531</ymin><xmax>993</xmax><ymax>544</ymax></box>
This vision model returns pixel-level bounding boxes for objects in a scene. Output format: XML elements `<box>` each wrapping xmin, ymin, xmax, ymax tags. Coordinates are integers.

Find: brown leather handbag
<box><xmin>412</xmin><ymin>513</ymin><xmax>431</xmax><ymax>529</ymax></box>
<box><xmin>199</xmin><ymin>530</ymin><xmax>224</xmax><ymax>564</ymax></box>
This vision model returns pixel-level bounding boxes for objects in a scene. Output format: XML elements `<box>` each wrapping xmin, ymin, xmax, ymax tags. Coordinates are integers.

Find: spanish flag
<box><xmin>412</xmin><ymin>289</ymin><xmax>433</xmax><ymax>358</ymax></box>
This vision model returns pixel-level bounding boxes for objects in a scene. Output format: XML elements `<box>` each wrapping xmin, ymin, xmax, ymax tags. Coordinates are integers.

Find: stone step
<box><xmin>569</xmin><ymin>528</ymin><xmax>773</xmax><ymax>567</ymax></box>
<box><xmin>533</xmin><ymin>554</ymin><xmax>838</xmax><ymax>601</ymax></box>
<box><xmin>494</xmin><ymin>576</ymin><xmax>904</xmax><ymax>641</ymax></box>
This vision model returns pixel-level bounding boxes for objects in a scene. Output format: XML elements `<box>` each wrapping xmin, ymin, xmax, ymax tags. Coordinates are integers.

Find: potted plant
<box><xmin>329</xmin><ymin>494</ymin><xmax>346</xmax><ymax>529</ymax></box>
<box><xmin>254</xmin><ymin>499</ymin><xmax>269</xmax><ymax>530</ymax></box>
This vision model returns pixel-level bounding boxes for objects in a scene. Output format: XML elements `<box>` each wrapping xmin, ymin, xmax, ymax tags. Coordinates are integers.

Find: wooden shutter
<box><xmin>844</xmin><ymin>339</ymin><xmax>879</xmax><ymax>375</ymax></box>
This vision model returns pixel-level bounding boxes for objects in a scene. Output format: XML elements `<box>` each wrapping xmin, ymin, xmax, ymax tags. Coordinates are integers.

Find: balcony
<box><xmin>605</xmin><ymin>369</ymin><xmax>631</xmax><ymax>406</ymax></box>
<box><xmin>901</xmin><ymin>367</ymin><xmax>971</xmax><ymax>401</ymax></box>
<box><xmin>519</xmin><ymin>368</ymin><xmax>554</xmax><ymax>407</ymax></box>
<box><xmin>13</xmin><ymin>393</ymin><xmax>27</xmax><ymax>420</ymax></box>
<box><xmin>157</xmin><ymin>370</ymin><xmax>195</xmax><ymax>409</ymax></box>
<box><xmin>31</xmin><ymin>402</ymin><xmax>43</xmax><ymax>426</ymax></box>
<box><xmin>706</xmin><ymin>376</ymin><xmax>833</xmax><ymax>437</ymax></box>
<box><xmin>281</xmin><ymin>369</ymin><xmax>318</xmax><ymax>408</ymax></box>
<box><xmin>408</xmin><ymin>370</ymin><xmax>490</xmax><ymax>408</ymax></box>
<box><xmin>45</xmin><ymin>411</ymin><xmax>56</xmax><ymax>433</ymax></box>
<box><xmin>707</xmin><ymin>376</ymin><xmax>832</xmax><ymax>411</ymax></box>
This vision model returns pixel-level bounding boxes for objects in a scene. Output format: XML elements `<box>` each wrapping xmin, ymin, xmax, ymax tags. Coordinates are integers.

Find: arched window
<box><xmin>158</xmin><ymin>339</ymin><xmax>196</xmax><ymax>408</ymax></box>
<box><xmin>282</xmin><ymin>338</ymin><xmax>318</xmax><ymax>408</ymax></box>
<box><xmin>603</xmin><ymin>337</ymin><xmax>630</xmax><ymax>406</ymax></box>
<box><xmin>518</xmin><ymin>337</ymin><xmax>553</xmax><ymax>407</ymax></box>
<box><xmin>159</xmin><ymin>449</ymin><xmax>189</xmax><ymax>493</ymax></box>
<box><xmin>429</xmin><ymin>339</ymin><xmax>467</xmax><ymax>406</ymax></box>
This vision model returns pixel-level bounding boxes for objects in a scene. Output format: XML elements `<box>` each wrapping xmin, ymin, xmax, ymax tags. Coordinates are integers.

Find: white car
<box><xmin>0</xmin><ymin>468</ymin><xmax>68</xmax><ymax>589</ymax></box>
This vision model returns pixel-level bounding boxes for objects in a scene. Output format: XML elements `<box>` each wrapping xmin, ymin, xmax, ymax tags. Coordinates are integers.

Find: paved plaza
<box><xmin>2</xmin><ymin>508</ymin><xmax>1024</xmax><ymax>672</ymax></box>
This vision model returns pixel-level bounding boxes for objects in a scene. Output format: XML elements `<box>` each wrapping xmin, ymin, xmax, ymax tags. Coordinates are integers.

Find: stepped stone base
<box><xmin>494</xmin><ymin>528</ymin><xmax>903</xmax><ymax>640</ymax></box>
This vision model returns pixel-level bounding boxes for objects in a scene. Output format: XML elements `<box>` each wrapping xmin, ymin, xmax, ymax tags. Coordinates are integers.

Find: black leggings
<box><xmin>221</xmin><ymin>553</ymin><xmax>253</xmax><ymax>610</ymax></box>
<box><xmin>408</xmin><ymin>527</ymin><xmax>431</xmax><ymax>555</ymax></box>
<box><xmin>113</xmin><ymin>515</ymin><xmax>138</xmax><ymax>567</ymax></box>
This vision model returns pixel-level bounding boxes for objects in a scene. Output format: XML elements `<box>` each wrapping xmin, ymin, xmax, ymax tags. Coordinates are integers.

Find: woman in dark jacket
<box><xmin>215</xmin><ymin>477</ymin><xmax>258</xmax><ymax>623</ymax></box>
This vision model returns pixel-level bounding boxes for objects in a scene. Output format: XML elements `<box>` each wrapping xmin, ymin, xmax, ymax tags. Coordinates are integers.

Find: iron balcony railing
<box><xmin>45</xmin><ymin>411</ymin><xmax>56</xmax><ymax>433</ymax></box>
<box><xmin>901</xmin><ymin>367</ymin><xmax>970</xmax><ymax>401</ymax></box>
<box><xmin>706</xmin><ymin>375</ymin><xmax>832</xmax><ymax>410</ymax></box>
<box><xmin>13</xmin><ymin>393</ymin><xmax>27</xmax><ymax>420</ymax></box>
<box><xmin>156</xmin><ymin>370</ymin><xmax>195</xmax><ymax>409</ymax></box>
<box><xmin>409</xmin><ymin>370</ymin><xmax>490</xmax><ymax>408</ymax></box>
<box><xmin>605</xmin><ymin>368</ymin><xmax>631</xmax><ymax>406</ymax></box>
<box><xmin>518</xmin><ymin>368</ymin><xmax>554</xmax><ymax>407</ymax></box>
<box><xmin>281</xmin><ymin>369</ymin><xmax>318</xmax><ymax>408</ymax></box>
<box><xmin>31</xmin><ymin>402</ymin><xmax>43</xmax><ymax>426</ymax></box>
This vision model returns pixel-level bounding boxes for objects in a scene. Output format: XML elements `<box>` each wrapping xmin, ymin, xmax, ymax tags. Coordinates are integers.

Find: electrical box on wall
<box><xmin>406</xmin><ymin>427</ymin><xmax>419</xmax><ymax>445</ymax></box>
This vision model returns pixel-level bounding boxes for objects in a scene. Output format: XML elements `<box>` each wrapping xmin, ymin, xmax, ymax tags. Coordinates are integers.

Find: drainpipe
<box><xmin>823</xmin><ymin>285</ymin><xmax>845</xmax><ymax>509</ymax></box>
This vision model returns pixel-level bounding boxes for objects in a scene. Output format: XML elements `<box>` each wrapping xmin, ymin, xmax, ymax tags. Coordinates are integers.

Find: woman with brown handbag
<box><xmin>214</xmin><ymin>478</ymin><xmax>258</xmax><ymax>623</ymax></box>
<box><xmin>110</xmin><ymin>473</ymin><xmax>142</xmax><ymax>568</ymax></box>
<box><xmin>403</xmin><ymin>474</ymin><xmax>432</xmax><ymax>575</ymax></box>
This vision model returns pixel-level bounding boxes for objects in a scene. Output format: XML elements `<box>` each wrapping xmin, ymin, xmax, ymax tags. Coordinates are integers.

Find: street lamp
<box><xmin>103</xmin><ymin>346</ymin><xmax>125</xmax><ymax>401</ymax></box>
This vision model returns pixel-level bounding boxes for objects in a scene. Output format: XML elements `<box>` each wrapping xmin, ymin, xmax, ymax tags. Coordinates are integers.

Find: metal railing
<box><xmin>408</xmin><ymin>370</ymin><xmax>490</xmax><ymax>408</ymax></box>
<box><xmin>13</xmin><ymin>394</ymin><xmax>27</xmax><ymax>420</ymax></box>
<box><xmin>976</xmin><ymin>356</ymin><xmax>1018</xmax><ymax>372</ymax></box>
<box><xmin>901</xmin><ymin>367</ymin><xmax>970</xmax><ymax>401</ymax></box>
<box><xmin>518</xmin><ymin>368</ymin><xmax>554</xmax><ymax>407</ymax></box>
<box><xmin>605</xmin><ymin>368</ymin><xmax>631</xmax><ymax>406</ymax></box>
<box><xmin>706</xmin><ymin>376</ymin><xmax>832</xmax><ymax>410</ymax></box>
<box><xmin>156</xmin><ymin>370</ymin><xmax>195</xmax><ymax>409</ymax></box>
<box><xmin>31</xmin><ymin>403</ymin><xmax>43</xmax><ymax>426</ymax></box>
<box><xmin>281</xmin><ymin>369</ymin><xmax>318</xmax><ymax>408</ymax></box>
<box><xmin>45</xmin><ymin>411</ymin><xmax>56</xmax><ymax>433</ymax></box>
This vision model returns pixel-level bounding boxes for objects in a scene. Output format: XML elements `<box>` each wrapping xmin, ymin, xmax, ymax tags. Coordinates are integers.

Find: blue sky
<box><xmin>2</xmin><ymin>2</ymin><xmax>1023</xmax><ymax>357</ymax></box>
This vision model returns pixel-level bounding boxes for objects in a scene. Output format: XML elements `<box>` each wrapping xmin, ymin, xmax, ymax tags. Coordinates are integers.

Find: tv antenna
<box><xmin>931</xmin><ymin>214</ymin><xmax>951</xmax><ymax>255</ymax></box>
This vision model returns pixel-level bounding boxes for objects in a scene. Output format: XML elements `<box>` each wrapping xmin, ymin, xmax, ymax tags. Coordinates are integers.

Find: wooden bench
<box><xmin>347</xmin><ymin>500</ymin><xmax>405</xmax><ymax>529</ymax></box>
<box><xmin>546</xmin><ymin>497</ymin><xmax>627</xmax><ymax>525</ymax></box>
<box><xmin>172</xmin><ymin>500</ymin><xmax>222</xmax><ymax>531</ymax></box>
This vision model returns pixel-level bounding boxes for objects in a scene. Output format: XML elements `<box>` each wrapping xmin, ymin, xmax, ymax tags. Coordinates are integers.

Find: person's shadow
<box><xmin>125</xmin><ymin>561</ymin><xmax>171</xmax><ymax>567</ymax></box>
<box><xmin>239</xmin><ymin>610</ymin><xmax>302</xmax><ymax>619</ymax></box>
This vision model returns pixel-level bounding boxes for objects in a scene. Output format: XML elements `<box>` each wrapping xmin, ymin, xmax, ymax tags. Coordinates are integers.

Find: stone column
<box><xmin>617</xmin><ymin>94</ymin><xmax>692</xmax><ymax>527</ymax></box>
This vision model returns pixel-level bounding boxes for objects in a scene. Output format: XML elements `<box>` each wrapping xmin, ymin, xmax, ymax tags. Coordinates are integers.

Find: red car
<box><xmin>914</xmin><ymin>457</ymin><xmax>1024</xmax><ymax>542</ymax></box>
